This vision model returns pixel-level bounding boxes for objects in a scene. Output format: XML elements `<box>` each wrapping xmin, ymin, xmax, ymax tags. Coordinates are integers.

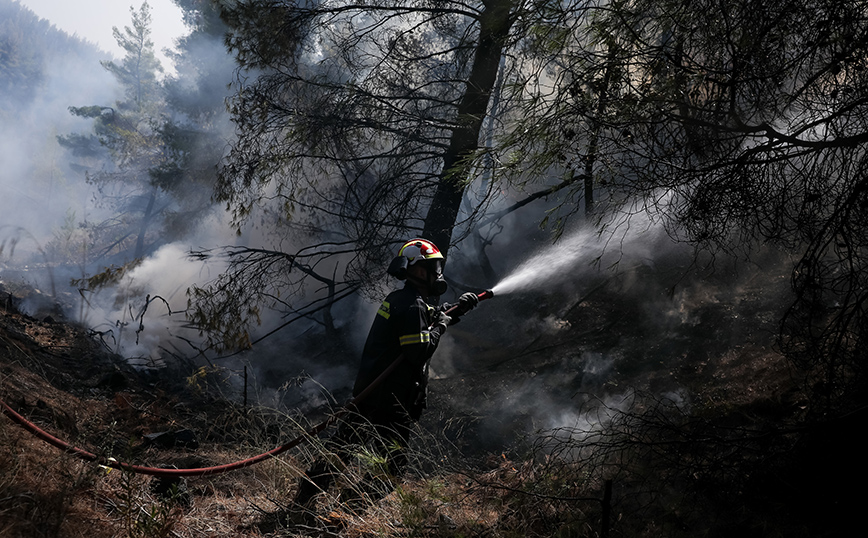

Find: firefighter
<box><xmin>293</xmin><ymin>238</ymin><xmax>479</xmax><ymax>508</ymax></box>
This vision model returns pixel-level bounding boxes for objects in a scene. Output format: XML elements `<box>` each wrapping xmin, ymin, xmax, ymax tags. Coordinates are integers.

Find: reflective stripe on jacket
<box><xmin>352</xmin><ymin>283</ymin><xmax>444</xmax><ymax>415</ymax></box>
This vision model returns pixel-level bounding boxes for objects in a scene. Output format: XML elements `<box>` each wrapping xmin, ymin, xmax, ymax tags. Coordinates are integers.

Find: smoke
<box><xmin>0</xmin><ymin>5</ymin><xmax>239</xmax><ymax>357</ymax></box>
<box><xmin>489</xmin><ymin>202</ymin><xmax>669</xmax><ymax>297</ymax></box>
<box><xmin>79</xmin><ymin>237</ymin><xmax>220</xmax><ymax>359</ymax></box>
<box><xmin>0</xmin><ymin>45</ymin><xmax>117</xmax><ymax>244</ymax></box>
<box><xmin>2</xmin><ymin>4</ymin><xmax>795</xmax><ymax>463</ymax></box>
<box><xmin>0</xmin><ymin>5</ymin><xmax>236</xmax><ymax>370</ymax></box>
<box><xmin>426</xmin><ymin>190</ymin><xmax>794</xmax><ymax>455</ymax></box>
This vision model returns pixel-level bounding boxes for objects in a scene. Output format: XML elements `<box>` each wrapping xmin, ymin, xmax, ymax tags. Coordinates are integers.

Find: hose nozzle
<box><xmin>477</xmin><ymin>289</ymin><xmax>494</xmax><ymax>301</ymax></box>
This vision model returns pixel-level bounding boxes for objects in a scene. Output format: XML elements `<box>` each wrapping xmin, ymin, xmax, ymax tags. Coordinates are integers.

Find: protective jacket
<box><xmin>352</xmin><ymin>283</ymin><xmax>445</xmax><ymax>419</ymax></box>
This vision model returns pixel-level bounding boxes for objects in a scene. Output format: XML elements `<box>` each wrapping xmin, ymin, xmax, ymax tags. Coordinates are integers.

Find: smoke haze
<box><xmin>1</xmin><ymin>1</ymin><xmax>794</xmax><ymax>461</ymax></box>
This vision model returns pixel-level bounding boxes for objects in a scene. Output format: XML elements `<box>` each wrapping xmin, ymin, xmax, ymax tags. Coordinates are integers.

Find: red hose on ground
<box><xmin>0</xmin><ymin>396</ymin><xmax>328</xmax><ymax>476</ymax></box>
<box><xmin>0</xmin><ymin>290</ymin><xmax>494</xmax><ymax>477</ymax></box>
<box><xmin>0</xmin><ymin>340</ymin><xmax>409</xmax><ymax>477</ymax></box>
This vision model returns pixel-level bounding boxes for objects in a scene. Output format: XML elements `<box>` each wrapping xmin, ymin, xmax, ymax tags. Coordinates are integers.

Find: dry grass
<box><xmin>0</xmin><ymin>420</ymin><xmax>109</xmax><ymax>538</ymax></box>
<box><xmin>0</xmin><ymin>385</ymin><xmax>604</xmax><ymax>538</ymax></box>
<box><xmin>0</xmin><ymin>279</ymin><xmax>824</xmax><ymax>537</ymax></box>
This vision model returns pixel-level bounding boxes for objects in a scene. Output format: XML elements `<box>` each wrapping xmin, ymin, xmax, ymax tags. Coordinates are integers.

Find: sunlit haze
<box><xmin>17</xmin><ymin>0</ymin><xmax>187</xmax><ymax>75</ymax></box>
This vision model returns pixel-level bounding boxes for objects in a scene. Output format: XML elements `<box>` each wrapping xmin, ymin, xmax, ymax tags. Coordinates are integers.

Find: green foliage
<box><xmin>0</xmin><ymin>0</ymin><xmax>103</xmax><ymax>114</ymax></box>
<box><xmin>70</xmin><ymin>260</ymin><xmax>142</xmax><ymax>291</ymax></box>
<box><xmin>57</xmin><ymin>2</ymin><xmax>176</xmax><ymax>263</ymax></box>
<box><xmin>101</xmin><ymin>2</ymin><xmax>164</xmax><ymax>111</ymax></box>
<box><xmin>589</xmin><ymin>0</ymin><xmax>868</xmax><ymax>408</ymax></box>
<box><xmin>217</xmin><ymin>1</ymin><xmax>517</xmax><ymax>243</ymax></box>
<box><xmin>113</xmin><ymin>470</ymin><xmax>180</xmax><ymax>538</ymax></box>
<box><xmin>186</xmin><ymin>278</ymin><xmax>259</xmax><ymax>352</ymax></box>
<box><xmin>0</xmin><ymin>25</ymin><xmax>43</xmax><ymax>114</ymax></box>
<box><xmin>473</xmin><ymin>0</ymin><xmax>868</xmax><ymax>413</ymax></box>
<box><xmin>395</xmin><ymin>485</ymin><xmax>429</xmax><ymax>534</ymax></box>
<box><xmin>355</xmin><ymin>444</ymin><xmax>392</xmax><ymax>478</ymax></box>
<box><xmin>68</xmin><ymin>105</ymin><xmax>111</xmax><ymax>119</ymax></box>
<box><xmin>176</xmin><ymin>1</ymin><xmax>526</xmax><ymax>343</ymax></box>
<box><xmin>51</xmin><ymin>0</ymin><xmax>229</xmax><ymax>277</ymax></box>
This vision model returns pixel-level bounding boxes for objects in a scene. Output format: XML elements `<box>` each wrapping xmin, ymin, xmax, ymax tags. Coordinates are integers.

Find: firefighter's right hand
<box><xmin>455</xmin><ymin>292</ymin><xmax>479</xmax><ymax>316</ymax></box>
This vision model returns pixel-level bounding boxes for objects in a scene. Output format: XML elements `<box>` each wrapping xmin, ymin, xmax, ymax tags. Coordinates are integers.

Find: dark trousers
<box><xmin>293</xmin><ymin>403</ymin><xmax>415</xmax><ymax>506</ymax></box>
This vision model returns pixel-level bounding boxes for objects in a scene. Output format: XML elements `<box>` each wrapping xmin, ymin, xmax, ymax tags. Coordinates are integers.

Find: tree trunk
<box><xmin>422</xmin><ymin>0</ymin><xmax>516</xmax><ymax>257</ymax></box>
<box><xmin>134</xmin><ymin>185</ymin><xmax>157</xmax><ymax>260</ymax></box>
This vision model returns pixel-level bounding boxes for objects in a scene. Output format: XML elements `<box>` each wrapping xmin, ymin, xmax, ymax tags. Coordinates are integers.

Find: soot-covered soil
<box><xmin>424</xmin><ymin>262</ymin><xmax>801</xmax><ymax>456</ymax></box>
<box><xmin>2</xmin><ymin>261</ymin><xmax>852</xmax><ymax>537</ymax></box>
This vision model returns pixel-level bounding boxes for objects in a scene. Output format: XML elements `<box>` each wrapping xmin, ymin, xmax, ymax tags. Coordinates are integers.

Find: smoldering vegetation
<box><xmin>0</xmin><ymin>0</ymin><xmax>236</xmax><ymax>362</ymax></box>
<box><xmin>426</xmin><ymin>216</ymin><xmax>796</xmax><ymax>451</ymax></box>
<box><xmin>2</xmin><ymin>1</ymin><xmax>867</xmax><ymax>536</ymax></box>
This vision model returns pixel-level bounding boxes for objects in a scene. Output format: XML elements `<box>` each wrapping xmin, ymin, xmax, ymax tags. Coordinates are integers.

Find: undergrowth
<box><xmin>0</xmin><ymin>288</ymin><xmax>829</xmax><ymax>537</ymax></box>
<box><xmin>1</xmin><ymin>387</ymin><xmax>615</xmax><ymax>538</ymax></box>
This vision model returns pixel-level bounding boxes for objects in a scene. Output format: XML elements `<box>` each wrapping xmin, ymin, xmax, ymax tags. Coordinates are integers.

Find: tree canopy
<box><xmin>200</xmin><ymin>0</ymin><xmax>868</xmax><ymax>410</ymax></box>
<box><xmin>56</xmin><ymin>1</ymin><xmax>231</xmax><ymax>272</ymax></box>
<box><xmin>217</xmin><ymin>1</ymin><xmax>518</xmax><ymax>256</ymax></box>
<box><xmin>575</xmin><ymin>0</ymin><xmax>868</xmax><ymax>409</ymax></box>
<box><xmin>185</xmin><ymin>0</ymin><xmax>525</xmax><ymax>348</ymax></box>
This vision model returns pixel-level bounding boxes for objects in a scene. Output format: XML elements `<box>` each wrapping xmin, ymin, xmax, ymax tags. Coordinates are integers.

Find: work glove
<box><xmin>453</xmin><ymin>292</ymin><xmax>479</xmax><ymax>317</ymax></box>
<box><xmin>432</xmin><ymin>311</ymin><xmax>452</xmax><ymax>333</ymax></box>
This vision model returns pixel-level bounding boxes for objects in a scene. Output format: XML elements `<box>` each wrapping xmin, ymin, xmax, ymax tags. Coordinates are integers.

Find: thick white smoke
<box><xmin>0</xmin><ymin>49</ymin><xmax>117</xmax><ymax>244</ymax></box>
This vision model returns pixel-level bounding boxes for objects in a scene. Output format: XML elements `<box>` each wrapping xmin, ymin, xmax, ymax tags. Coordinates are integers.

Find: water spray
<box><xmin>489</xmin><ymin>244</ymin><xmax>586</xmax><ymax>297</ymax></box>
<box><xmin>445</xmin><ymin>228</ymin><xmax>603</xmax><ymax>307</ymax></box>
<box><xmin>484</xmin><ymin>225</ymin><xmax>615</xmax><ymax>297</ymax></box>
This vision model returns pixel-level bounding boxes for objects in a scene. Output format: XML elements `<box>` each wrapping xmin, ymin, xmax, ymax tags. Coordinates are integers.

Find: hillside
<box><xmin>0</xmin><ymin>0</ymin><xmax>110</xmax><ymax>115</ymax></box>
<box><xmin>3</xmin><ymin>257</ymin><xmax>863</xmax><ymax>537</ymax></box>
<box><xmin>1</xmin><ymin>0</ymin><xmax>119</xmax><ymax>248</ymax></box>
<box><xmin>3</xmin><ymin>1</ymin><xmax>864</xmax><ymax>535</ymax></box>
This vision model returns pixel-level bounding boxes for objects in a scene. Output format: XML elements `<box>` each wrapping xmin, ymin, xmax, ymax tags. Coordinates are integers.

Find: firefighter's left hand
<box><xmin>455</xmin><ymin>292</ymin><xmax>479</xmax><ymax>316</ymax></box>
<box><xmin>433</xmin><ymin>311</ymin><xmax>452</xmax><ymax>332</ymax></box>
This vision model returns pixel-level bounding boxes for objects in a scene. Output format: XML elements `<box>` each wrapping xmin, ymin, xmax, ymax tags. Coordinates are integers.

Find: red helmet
<box><xmin>398</xmin><ymin>238</ymin><xmax>444</xmax><ymax>266</ymax></box>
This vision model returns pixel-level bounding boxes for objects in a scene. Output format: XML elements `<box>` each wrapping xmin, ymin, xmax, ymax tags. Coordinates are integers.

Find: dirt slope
<box><xmin>2</xmin><ymin>264</ymin><xmax>848</xmax><ymax>538</ymax></box>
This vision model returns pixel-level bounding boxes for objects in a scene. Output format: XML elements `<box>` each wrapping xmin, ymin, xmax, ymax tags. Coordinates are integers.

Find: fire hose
<box><xmin>0</xmin><ymin>289</ymin><xmax>494</xmax><ymax>477</ymax></box>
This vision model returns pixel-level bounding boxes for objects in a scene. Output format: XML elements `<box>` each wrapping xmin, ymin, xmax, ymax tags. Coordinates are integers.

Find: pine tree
<box><xmin>101</xmin><ymin>2</ymin><xmax>163</xmax><ymax>114</ymax></box>
<box><xmin>59</xmin><ymin>2</ymin><xmax>171</xmax><ymax>262</ymax></box>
